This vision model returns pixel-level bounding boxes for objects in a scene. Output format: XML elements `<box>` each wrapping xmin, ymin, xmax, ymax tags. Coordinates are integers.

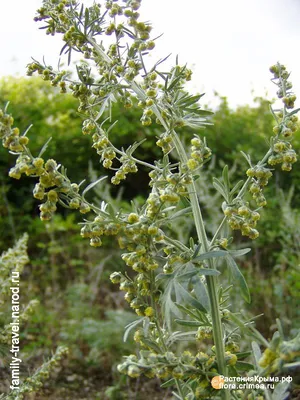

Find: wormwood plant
<box><xmin>1</xmin><ymin>1</ymin><xmax>300</xmax><ymax>399</ymax></box>
<box><xmin>0</xmin><ymin>234</ymin><xmax>37</xmax><ymax>346</ymax></box>
<box><xmin>0</xmin><ymin>235</ymin><xmax>68</xmax><ymax>399</ymax></box>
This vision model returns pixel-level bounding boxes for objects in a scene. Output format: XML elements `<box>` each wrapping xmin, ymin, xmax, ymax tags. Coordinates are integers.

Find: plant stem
<box><xmin>170</xmin><ymin>131</ymin><xmax>230</xmax><ymax>400</ymax></box>
<box><xmin>175</xmin><ymin>379</ymin><xmax>185</xmax><ymax>399</ymax></box>
<box><xmin>211</xmin><ymin>216</ymin><xmax>228</xmax><ymax>246</ymax></box>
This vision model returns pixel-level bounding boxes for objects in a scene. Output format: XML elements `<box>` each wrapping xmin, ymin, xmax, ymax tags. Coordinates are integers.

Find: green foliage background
<box><xmin>0</xmin><ymin>76</ymin><xmax>299</xmax><ymax>397</ymax></box>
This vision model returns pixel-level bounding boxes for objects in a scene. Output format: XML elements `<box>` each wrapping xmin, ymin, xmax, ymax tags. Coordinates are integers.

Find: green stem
<box><xmin>259</xmin><ymin>148</ymin><xmax>273</xmax><ymax>165</ymax></box>
<box><xmin>149</xmin><ymin>270</ymin><xmax>168</xmax><ymax>352</ymax></box>
<box><xmin>170</xmin><ymin>131</ymin><xmax>229</xmax><ymax>400</ymax></box>
<box><xmin>236</xmin><ymin>176</ymin><xmax>251</xmax><ymax>199</ymax></box>
<box><xmin>175</xmin><ymin>379</ymin><xmax>185</xmax><ymax>399</ymax></box>
<box><xmin>211</xmin><ymin>216</ymin><xmax>228</xmax><ymax>246</ymax></box>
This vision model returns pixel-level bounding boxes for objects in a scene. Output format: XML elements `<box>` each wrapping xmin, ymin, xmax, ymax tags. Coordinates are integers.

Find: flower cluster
<box><xmin>138</xmin><ymin>73</ymin><xmax>159</xmax><ymax>127</ymax></box>
<box><xmin>268</xmin><ymin>63</ymin><xmax>298</xmax><ymax>171</ymax></box>
<box><xmin>223</xmin><ymin>166</ymin><xmax>269</xmax><ymax>240</ymax></box>
<box><xmin>246</xmin><ymin>166</ymin><xmax>272</xmax><ymax>207</ymax></box>
<box><xmin>34</xmin><ymin>0</ymin><xmax>78</xmax><ymax>35</ymax></box>
<box><xmin>0</xmin><ymin>111</ymin><xmax>28</xmax><ymax>153</ymax></box>
<box><xmin>33</xmin><ymin>0</ymin><xmax>156</xmax><ymax>94</ymax></box>
<box><xmin>117</xmin><ymin>271</ymin><xmax>156</xmax><ymax>317</ymax></box>
<box><xmin>146</xmin><ymin>165</ymin><xmax>194</xmax><ymax>220</ymax></box>
<box><xmin>0</xmin><ymin>236</ymin><xmax>39</xmax><ymax>345</ymax></box>
<box><xmin>222</xmin><ymin>63</ymin><xmax>298</xmax><ymax>240</ymax></box>
<box><xmin>108</xmin><ymin>213</ymin><xmax>162</xmax><ymax>315</ymax></box>
<box><xmin>161</xmin><ymin>245</ymin><xmax>190</xmax><ymax>274</ymax></box>
<box><xmin>0</xmin><ymin>109</ymin><xmax>92</xmax><ymax>221</ymax></box>
<box><xmin>0</xmin><ymin>234</ymin><xmax>29</xmax><ymax>303</ymax></box>
<box><xmin>111</xmin><ymin>154</ymin><xmax>138</xmax><ymax>185</ymax></box>
<box><xmin>223</xmin><ymin>202</ymin><xmax>260</xmax><ymax>239</ymax></box>
<box><xmin>259</xmin><ymin>332</ymin><xmax>300</xmax><ymax>373</ymax></box>
<box><xmin>0</xmin><ymin>237</ymin><xmax>67</xmax><ymax>400</ymax></box>
<box><xmin>268</xmin><ymin>140</ymin><xmax>297</xmax><ymax>171</ymax></box>
<box><xmin>87</xmin><ymin>122</ymin><xmax>140</xmax><ymax>182</ymax></box>
<box><xmin>270</xmin><ymin>64</ymin><xmax>297</xmax><ymax>110</ymax></box>
<box><xmin>80</xmin><ymin>214</ymin><xmax>121</xmax><ymax>247</ymax></box>
<box><xmin>28</xmin><ymin>0</ymin><xmax>211</xmax><ymax>197</ymax></box>
<box><xmin>6</xmin><ymin>346</ymin><xmax>69</xmax><ymax>400</ymax></box>
<box><xmin>117</xmin><ymin>347</ymin><xmax>238</xmax><ymax>399</ymax></box>
<box><xmin>27</xmin><ymin>61</ymin><xmax>68</xmax><ymax>91</ymax></box>
<box><xmin>187</xmin><ymin>136</ymin><xmax>212</xmax><ymax>171</ymax></box>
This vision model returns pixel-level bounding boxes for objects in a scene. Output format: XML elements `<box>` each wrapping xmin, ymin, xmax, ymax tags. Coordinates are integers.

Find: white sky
<box><xmin>1</xmin><ymin>0</ymin><xmax>300</xmax><ymax>107</ymax></box>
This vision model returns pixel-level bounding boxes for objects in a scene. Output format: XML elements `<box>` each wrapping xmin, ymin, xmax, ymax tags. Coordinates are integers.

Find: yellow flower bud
<box><xmin>33</xmin><ymin>158</ymin><xmax>44</xmax><ymax>168</ymax></box>
<box><xmin>145</xmin><ymin>307</ymin><xmax>154</xmax><ymax>317</ymax></box>
<box><xmin>127</xmin><ymin>213</ymin><xmax>139</xmax><ymax>224</ymax></box>
<box><xmin>47</xmin><ymin>190</ymin><xmax>58</xmax><ymax>202</ymax></box>
<box><xmin>187</xmin><ymin>158</ymin><xmax>199</xmax><ymax>171</ymax></box>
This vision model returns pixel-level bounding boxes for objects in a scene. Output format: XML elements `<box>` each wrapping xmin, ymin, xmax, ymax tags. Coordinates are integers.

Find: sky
<box><xmin>1</xmin><ymin>0</ymin><xmax>300</xmax><ymax>108</ymax></box>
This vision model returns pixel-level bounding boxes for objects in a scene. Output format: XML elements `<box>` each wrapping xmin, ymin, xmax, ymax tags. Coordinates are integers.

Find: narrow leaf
<box><xmin>60</xmin><ymin>42</ymin><xmax>69</xmax><ymax>56</ymax></box>
<box><xmin>95</xmin><ymin>97</ymin><xmax>110</xmax><ymax>121</ymax></box>
<box><xmin>235</xmin><ymin>361</ymin><xmax>255</xmax><ymax>372</ymax></box>
<box><xmin>184</xmin><ymin>107</ymin><xmax>214</xmax><ymax>116</ymax></box>
<box><xmin>160</xmin><ymin>378</ymin><xmax>176</xmax><ymax>388</ymax></box>
<box><xmin>79</xmin><ymin>3</ymin><xmax>84</xmax><ymax>18</ymax></box>
<box><xmin>67</xmin><ymin>48</ymin><xmax>72</xmax><ymax>66</ymax></box>
<box><xmin>175</xmin><ymin>270</ymin><xmax>200</xmax><ymax>281</ymax></box>
<box><xmin>156</xmin><ymin>272</ymin><xmax>174</xmax><ymax>282</ymax></box>
<box><xmin>272</xmin><ymin>381</ymin><xmax>290</xmax><ymax>400</ymax></box>
<box><xmin>169</xmin><ymin>206</ymin><xmax>192</xmax><ymax>220</ymax></box>
<box><xmin>226</xmin><ymin>255</ymin><xmax>250</xmax><ymax>303</ymax></box>
<box><xmin>38</xmin><ymin>137</ymin><xmax>52</xmax><ymax>158</ymax></box>
<box><xmin>142</xmin><ymin>339</ymin><xmax>161</xmax><ymax>353</ymax></box>
<box><xmin>197</xmin><ymin>268</ymin><xmax>220</xmax><ymax>276</ymax></box>
<box><xmin>276</xmin><ymin>318</ymin><xmax>285</xmax><ymax>339</ymax></box>
<box><xmin>228</xmin><ymin>248</ymin><xmax>251</xmax><ymax>257</ymax></box>
<box><xmin>123</xmin><ymin>318</ymin><xmax>143</xmax><ymax>342</ymax></box>
<box><xmin>193</xmin><ymin>278</ymin><xmax>210</xmax><ymax>311</ymax></box>
<box><xmin>194</xmin><ymin>250</ymin><xmax>227</xmax><ymax>262</ymax></box>
<box><xmin>229</xmin><ymin>180</ymin><xmax>244</xmax><ymax>199</ymax></box>
<box><xmin>167</xmin><ymin>75</ymin><xmax>183</xmax><ymax>91</ymax></box>
<box><xmin>176</xmin><ymin>93</ymin><xmax>203</xmax><ymax>107</ymax></box>
<box><xmin>175</xmin><ymin>303</ymin><xmax>201</xmax><ymax>320</ymax></box>
<box><xmin>222</xmin><ymin>165</ymin><xmax>230</xmax><ymax>191</ymax></box>
<box><xmin>174</xmin><ymin>281</ymin><xmax>207</xmax><ymax>312</ymax></box>
<box><xmin>240</xmin><ymin>151</ymin><xmax>252</xmax><ymax>166</ymax></box>
<box><xmin>126</xmin><ymin>139</ymin><xmax>147</xmax><ymax>156</ymax></box>
<box><xmin>172</xmin><ymin>392</ymin><xmax>183</xmax><ymax>400</ymax></box>
<box><xmin>213</xmin><ymin>178</ymin><xmax>228</xmax><ymax>201</ymax></box>
<box><xmin>287</xmin><ymin>107</ymin><xmax>300</xmax><ymax>116</ymax></box>
<box><xmin>82</xmin><ymin>176</ymin><xmax>107</xmax><ymax>200</ymax></box>
<box><xmin>174</xmin><ymin>319</ymin><xmax>201</xmax><ymax>327</ymax></box>
<box><xmin>251</xmin><ymin>341</ymin><xmax>262</xmax><ymax>367</ymax></box>
<box><xmin>236</xmin><ymin>351</ymin><xmax>252</xmax><ymax>360</ymax></box>
<box><xmin>192</xmin><ymin>243</ymin><xmax>202</xmax><ymax>259</ymax></box>
<box><xmin>283</xmin><ymin>361</ymin><xmax>300</xmax><ymax>369</ymax></box>
<box><xmin>178</xmin><ymin>194</ymin><xmax>190</xmax><ymax>207</ymax></box>
<box><xmin>84</xmin><ymin>7</ymin><xmax>90</xmax><ymax>28</ymax></box>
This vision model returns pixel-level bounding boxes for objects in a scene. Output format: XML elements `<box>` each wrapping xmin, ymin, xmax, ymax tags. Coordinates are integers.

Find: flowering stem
<box><xmin>88</xmin><ymin>34</ymin><xmax>229</xmax><ymax>399</ymax></box>
<box><xmin>170</xmin><ymin>131</ymin><xmax>229</xmax><ymax>399</ymax></box>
